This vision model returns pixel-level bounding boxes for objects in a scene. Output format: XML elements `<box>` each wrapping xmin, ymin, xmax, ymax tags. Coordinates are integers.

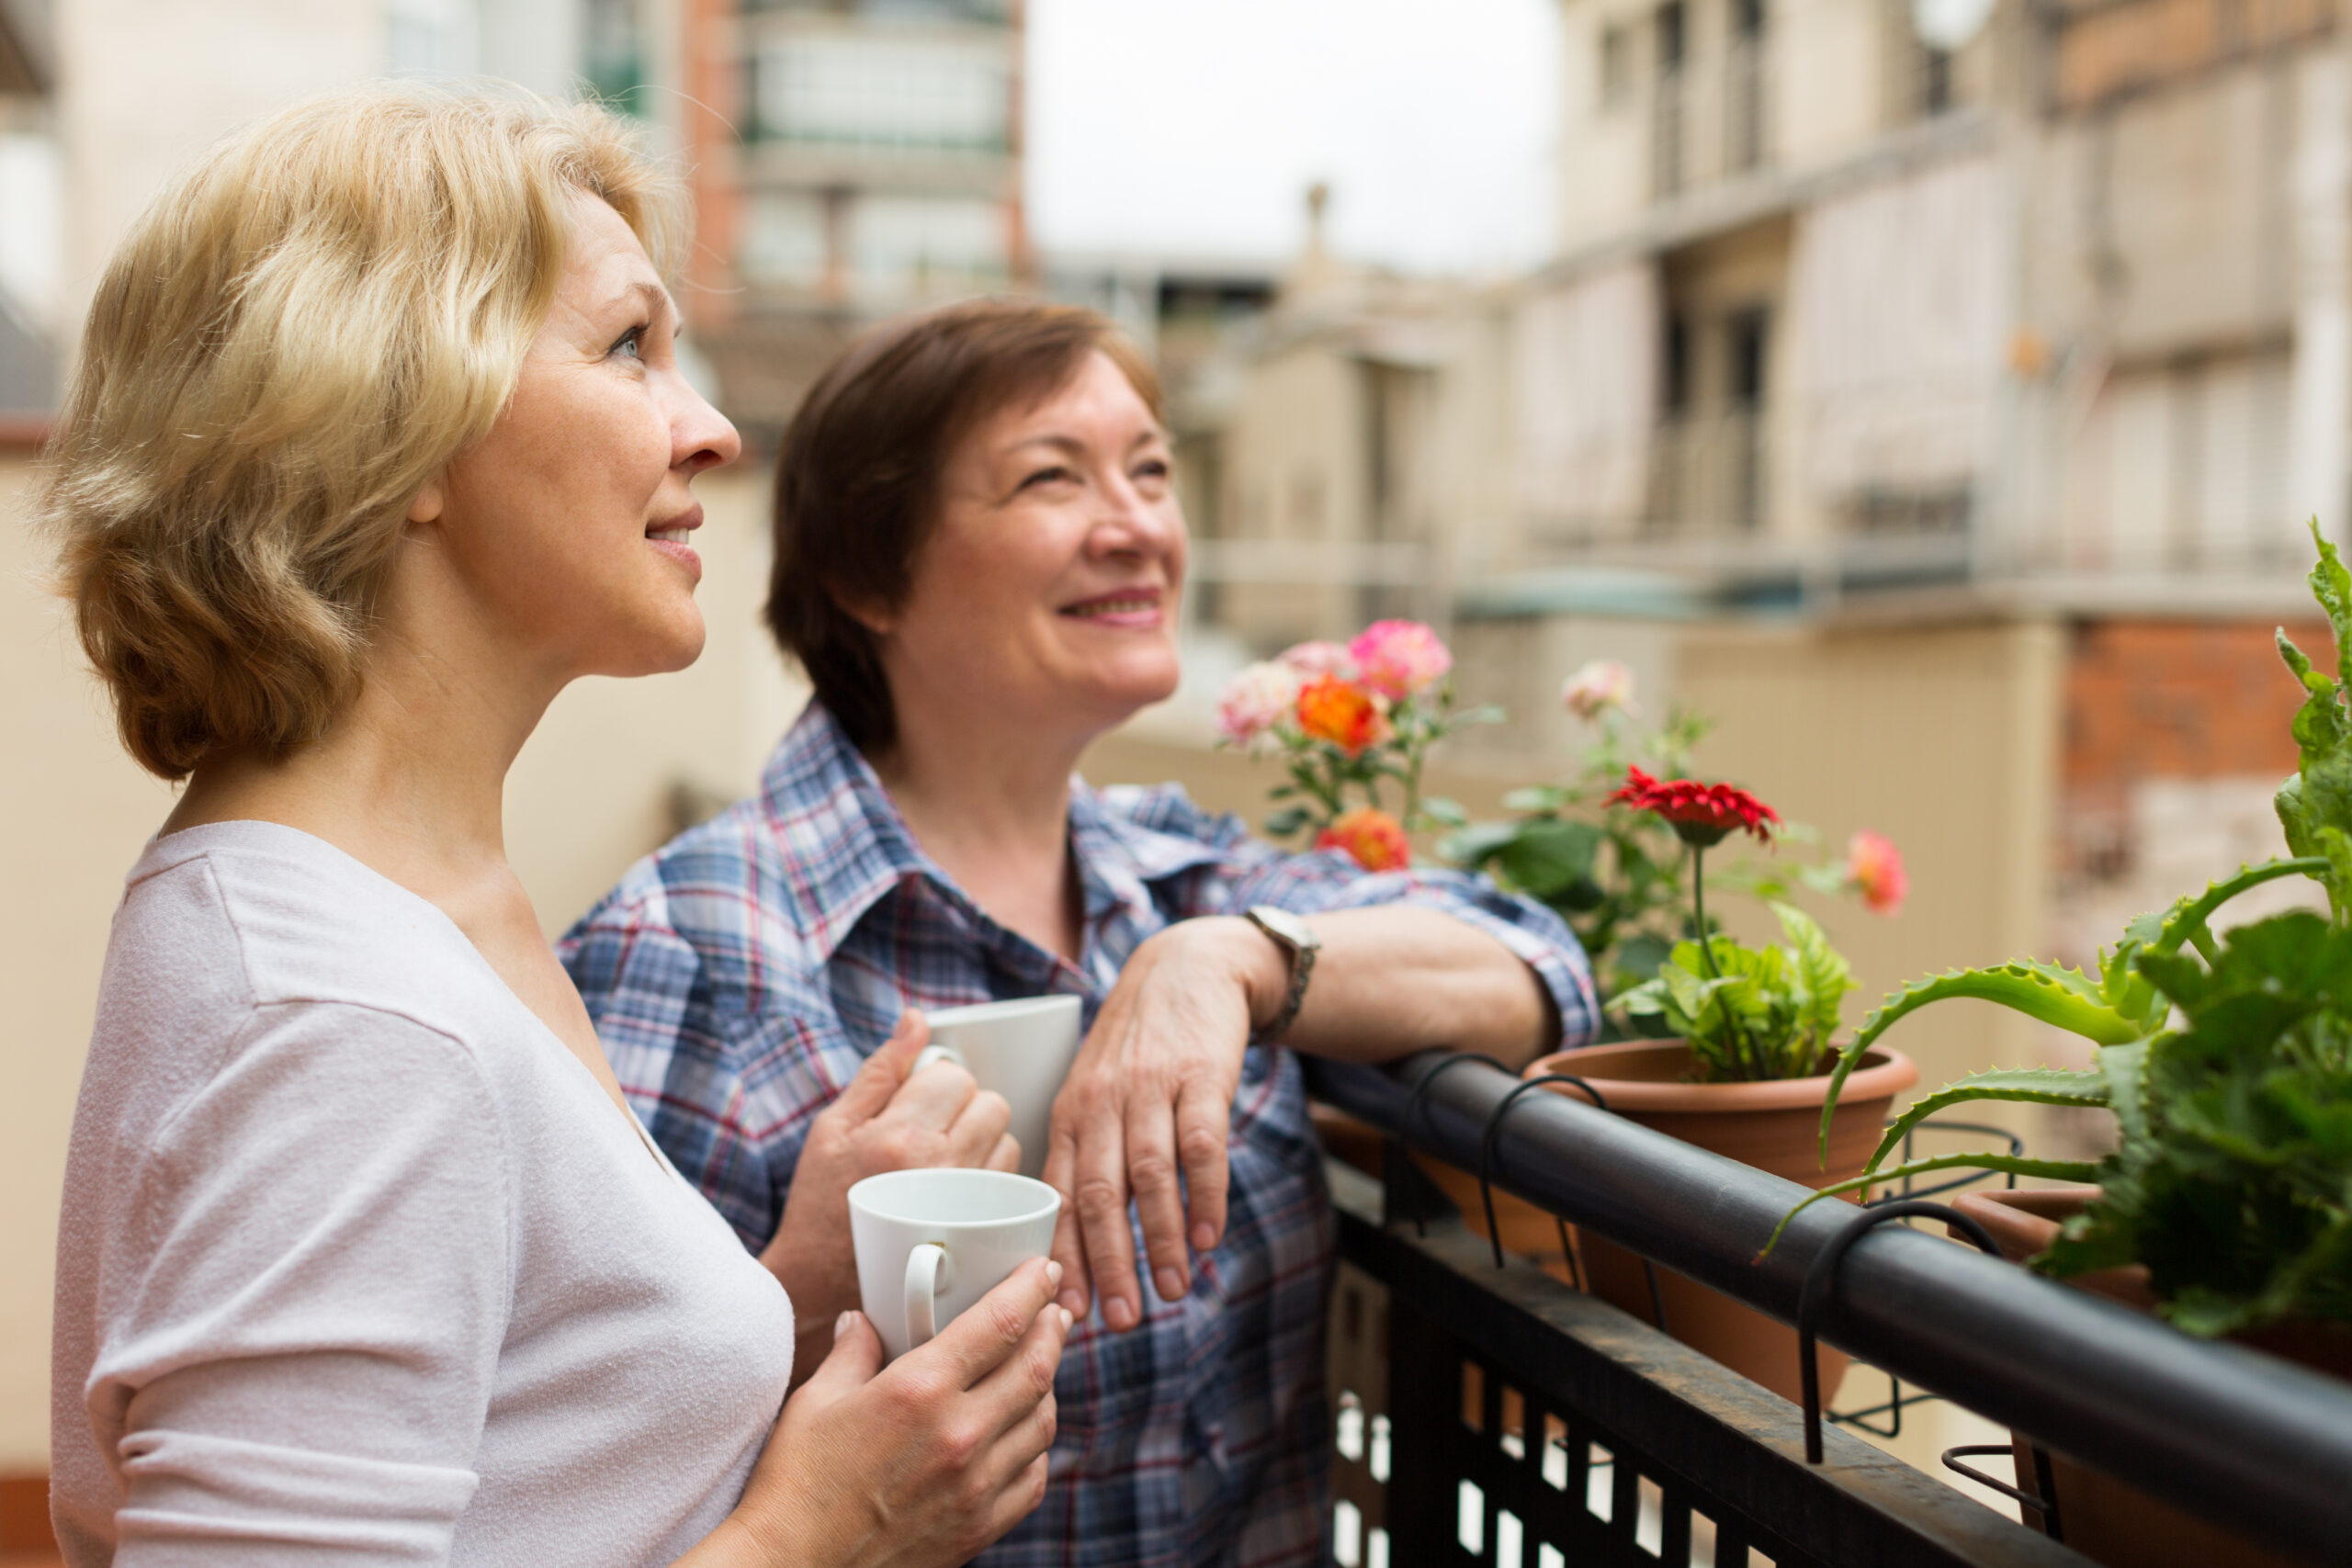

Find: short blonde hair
<box><xmin>43</xmin><ymin>82</ymin><xmax>683</xmax><ymax>780</ymax></box>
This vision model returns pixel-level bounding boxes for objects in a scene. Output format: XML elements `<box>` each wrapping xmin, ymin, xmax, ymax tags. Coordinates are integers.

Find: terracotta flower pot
<box><xmin>1410</xmin><ymin>1040</ymin><xmax>1917</xmax><ymax>1404</ymax></box>
<box><xmin>1948</xmin><ymin>1186</ymin><xmax>2352</xmax><ymax>1568</ymax></box>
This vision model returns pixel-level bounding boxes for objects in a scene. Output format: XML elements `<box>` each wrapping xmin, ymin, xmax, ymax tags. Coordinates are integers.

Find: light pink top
<box><xmin>51</xmin><ymin>821</ymin><xmax>795</xmax><ymax>1566</ymax></box>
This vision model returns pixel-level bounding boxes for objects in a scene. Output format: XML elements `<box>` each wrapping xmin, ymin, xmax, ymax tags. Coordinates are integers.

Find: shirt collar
<box><xmin>755</xmin><ymin>703</ymin><xmax>939</xmax><ymax>964</ymax></box>
<box><xmin>761</xmin><ymin>702</ymin><xmax>1233</xmax><ymax>963</ymax></box>
<box><xmin>1066</xmin><ymin>777</ymin><xmax>1231</xmax><ymax>926</ymax></box>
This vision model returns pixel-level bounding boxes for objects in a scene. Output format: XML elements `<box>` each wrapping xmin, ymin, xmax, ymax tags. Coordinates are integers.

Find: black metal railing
<box><xmin>1309</xmin><ymin>1051</ymin><xmax>2352</xmax><ymax>1567</ymax></box>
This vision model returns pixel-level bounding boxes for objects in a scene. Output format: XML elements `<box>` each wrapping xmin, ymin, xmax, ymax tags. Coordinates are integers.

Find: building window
<box><xmin>1653</xmin><ymin>1</ymin><xmax>1689</xmax><ymax>197</ymax></box>
<box><xmin>1657</xmin><ymin>1</ymin><xmax>1687</xmax><ymax>71</ymax></box>
<box><xmin>741</xmin><ymin>190</ymin><xmax>832</xmax><ymax>287</ymax></box>
<box><xmin>1922</xmin><ymin>46</ymin><xmax>1953</xmax><ymax>114</ymax></box>
<box><xmin>847</xmin><ymin>195</ymin><xmax>1007</xmax><ymax>295</ymax></box>
<box><xmin>1727</xmin><ymin>306</ymin><xmax>1770</xmax><ymax>407</ymax></box>
<box><xmin>751</xmin><ymin>33</ymin><xmax>1009</xmax><ymax>152</ymax></box>
<box><xmin>583</xmin><ymin>0</ymin><xmax>646</xmax><ymax>113</ymax></box>
<box><xmin>1600</xmin><ymin>23</ymin><xmax>1633</xmax><ymax>110</ymax></box>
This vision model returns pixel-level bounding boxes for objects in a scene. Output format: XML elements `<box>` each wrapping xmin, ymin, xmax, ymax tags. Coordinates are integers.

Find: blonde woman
<box><xmin>44</xmin><ymin>85</ymin><xmax>1063</xmax><ymax>1568</ymax></box>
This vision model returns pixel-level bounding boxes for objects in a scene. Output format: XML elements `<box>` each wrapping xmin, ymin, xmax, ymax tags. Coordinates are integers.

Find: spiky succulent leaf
<box><xmin>1817</xmin><ymin>962</ymin><xmax>2142</xmax><ymax>1161</ymax></box>
<box><xmin>1757</xmin><ymin>1154</ymin><xmax>2104</xmax><ymax>1258</ymax></box>
<box><xmin>1861</xmin><ymin>1067</ymin><xmax>2113</xmax><ymax>1175</ymax></box>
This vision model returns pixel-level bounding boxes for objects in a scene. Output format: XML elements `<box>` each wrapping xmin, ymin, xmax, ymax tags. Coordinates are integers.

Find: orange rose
<box><xmin>1317</xmin><ymin>807</ymin><xmax>1412</xmax><ymax>872</ymax></box>
<box><xmin>1295</xmin><ymin>675</ymin><xmax>1390</xmax><ymax>754</ymax></box>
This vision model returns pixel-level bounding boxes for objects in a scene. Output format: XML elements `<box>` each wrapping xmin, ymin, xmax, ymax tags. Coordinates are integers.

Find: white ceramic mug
<box><xmin>910</xmin><ymin>994</ymin><xmax>1083</xmax><ymax>1179</ymax></box>
<box><xmin>848</xmin><ymin>1168</ymin><xmax>1063</xmax><ymax>1361</ymax></box>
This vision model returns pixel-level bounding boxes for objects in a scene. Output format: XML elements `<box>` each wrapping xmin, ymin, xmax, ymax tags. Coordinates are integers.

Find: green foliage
<box><xmin>1464</xmin><ymin>706</ymin><xmax>1712</xmax><ymax>987</ymax></box>
<box><xmin>1610</xmin><ymin>903</ymin><xmax>1855</xmax><ymax>1081</ymax></box>
<box><xmin>2277</xmin><ymin>521</ymin><xmax>2352</xmax><ymax>919</ymax></box>
<box><xmin>1772</xmin><ymin>523</ymin><xmax>2352</xmax><ymax>1337</ymax></box>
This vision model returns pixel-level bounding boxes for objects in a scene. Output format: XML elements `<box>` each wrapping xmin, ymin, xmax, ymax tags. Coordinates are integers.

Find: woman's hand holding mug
<box><xmin>761</xmin><ymin>1009</ymin><xmax>1020</xmax><ymax>1377</ymax></box>
<box><xmin>684</xmin><ymin>1257</ymin><xmax>1071</xmax><ymax>1568</ymax></box>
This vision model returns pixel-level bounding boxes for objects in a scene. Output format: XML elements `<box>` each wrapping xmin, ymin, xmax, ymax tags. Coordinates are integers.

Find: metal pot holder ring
<box><xmin>1795</xmin><ymin>1199</ymin><xmax>2065</xmax><ymax>1542</ymax></box>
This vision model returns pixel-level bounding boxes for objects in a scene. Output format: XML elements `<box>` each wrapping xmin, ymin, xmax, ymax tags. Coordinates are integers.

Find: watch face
<box><xmin>1250</xmin><ymin>905</ymin><xmax>1318</xmax><ymax>951</ymax></box>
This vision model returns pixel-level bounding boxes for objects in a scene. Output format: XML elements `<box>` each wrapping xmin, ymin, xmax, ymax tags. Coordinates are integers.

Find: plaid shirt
<box><xmin>559</xmin><ymin>704</ymin><xmax>1598</xmax><ymax>1568</ymax></box>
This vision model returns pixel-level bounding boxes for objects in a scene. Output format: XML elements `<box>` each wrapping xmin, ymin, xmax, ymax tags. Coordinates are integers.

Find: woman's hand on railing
<box><xmin>683</xmin><ymin>1256</ymin><xmax>1070</xmax><ymax>1568</ymax></box>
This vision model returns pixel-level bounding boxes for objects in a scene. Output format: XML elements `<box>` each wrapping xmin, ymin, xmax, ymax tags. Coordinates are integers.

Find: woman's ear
<box><xmin>407</xmin><ymin>476</ymin><xmax>446</xmax><ymax>526</ymax></box>
<box><xmin>837</xmin><ymin>590</ymin><xmax>898</xmax><ymax>638</ymax></box>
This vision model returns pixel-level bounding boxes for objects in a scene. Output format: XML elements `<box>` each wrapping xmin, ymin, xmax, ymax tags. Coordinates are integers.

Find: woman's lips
<box><xmin>1059</xmin><ymin>592</ymin><xmax>1164</xmax><ymax>628</ymax></box>
<box><xmin>647</xmin><ymin>510</ymin><xmax>703</xmax><ymax>583</ymax></box>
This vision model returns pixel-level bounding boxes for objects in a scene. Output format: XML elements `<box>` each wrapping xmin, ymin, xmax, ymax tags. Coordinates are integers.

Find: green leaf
<box><xmin>1262</xmin><ymin>805</ymin><xmax>1312</xmax><ymax>839</ymax></box>
<box><xmin>1758</xmin><ymin>1154</ymin><xmax>2104</xmax><ymax>1258</ymax></box>
<box><xmin>2097</xmin><ymin>1040</ymin><xmax>2151</xmax><ymax>1148</ymax></box>
<box><xmin>1501</xmin><ymin>785</ymin><xmax>1570</xmax><ymax>813</ymax></box>
<box><xmin>1818</xmin><ymin>961</ymin><xmax>2144</xmax><ymax>1161</ymax></box>
<box><xmin>1862</xmin><ymin>1067</ymin><xmax>2112</xmax><ymax>1175</ymax></box>
<box><xmin>1772</xmin><ymin>901</ymin><xmax>1853</xmax><ymax>1049</ymax></box>
<box><xmin>1441</xmin><ymin>822</ymin><xmax>1522</xmax><ymax>867</ymax></box>
<box><xmin>2308</xmin><ymin>517</ymin><xmax>2352</xmax><ymax>689</ymax></box>
<box><xmin>1490</xmin><ymin>818</ymin><xmax>1604</xmax><ymax>900</ymax></box>
<box><xmin>1420</xmin><ymin>795</ymin><xmax>1469</xmax><ymax>828</ymax></box>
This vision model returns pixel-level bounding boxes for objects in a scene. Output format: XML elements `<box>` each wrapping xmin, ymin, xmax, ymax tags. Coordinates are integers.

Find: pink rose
<box><xmin>1561</xmin><ymin>659</ymin><xmax>1637</xmax><ymax>720</ymax></box>
<box><xmin>1347</xmin><ymin>620</ymin><xmax>1453</xmax><ymax>702</ymax></box>
<box><xmin>1846</xmin><ymin>830</ymin><xmax>1908</xmax><ymax>916</ymax></box>
<box><xmin>1277</xmin><ymin>640</ymin><xmax>1358</xmax><ymax>681</ymax></box>
<box><xmin>1216</xmin><ymin>660</ymin><xmax>1303</xmax><ymax>746</ymax></box>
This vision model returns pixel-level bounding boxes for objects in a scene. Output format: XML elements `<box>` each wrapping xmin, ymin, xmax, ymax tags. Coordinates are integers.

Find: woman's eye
<box><xmin>1134</xmin><ymin>459</ymin><xmax>1171</xmax><ymax>481</ymax></box>
<box><xmin>1019</xmin><ymin>466</ymin><xmax>1076</xmax><ymax>491</ymax></box>
<box><xmin>609</xmin><ymin>326</ymin><xmax>647</xmax><ymax>362</ymax></box>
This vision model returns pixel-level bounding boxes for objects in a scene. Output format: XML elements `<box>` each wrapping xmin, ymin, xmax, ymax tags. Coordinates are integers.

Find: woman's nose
<box><xmin>670</xmin><ymin>371</ymin><xmax>742</xmax><ymax>476</ymax></box>
<box><xmin>1090</xmin><ymin>473</ymin><xmax>1182</xmax><ymax>558</ymax></box>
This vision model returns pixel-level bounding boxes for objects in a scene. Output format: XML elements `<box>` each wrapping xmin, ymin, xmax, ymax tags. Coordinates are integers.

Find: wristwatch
<box><xmin>1243</xmin><ymin>905</ymin><xmax>1322</xmax><ymax>1042</ymax></box>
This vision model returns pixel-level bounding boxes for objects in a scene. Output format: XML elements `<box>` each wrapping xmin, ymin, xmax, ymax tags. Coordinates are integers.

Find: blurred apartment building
<box><xmin>1198</xmin><ymin>0</ymin><xmax>2352</xmax><ymax>975</ymax></box>
<box><xmin>679</xmin><ymin>0</ymin><xmax>1026</xmax><ymax>437</ymax></box>
<box><xmin>0</xmin><ymin>0</ymin><xmax>52</xmax><ymax>419</ymax></box>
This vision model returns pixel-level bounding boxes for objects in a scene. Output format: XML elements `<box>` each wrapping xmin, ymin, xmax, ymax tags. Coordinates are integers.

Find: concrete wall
<box><xmin>1217</xmin><ymin>337</ymin><xmax>1371</xmax><ymax>650</ymax></box>
<box><xmin>1</xmin><ymin>452</ymin><xmax>806</xmax><ymax>1470</ymax></box>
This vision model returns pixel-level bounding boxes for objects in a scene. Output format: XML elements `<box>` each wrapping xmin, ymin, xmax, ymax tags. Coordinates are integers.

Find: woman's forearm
<box><xmin>1204</xmin><ymin>907</ymin><xmax>1561</xmax><ymax>1067</ymax></box>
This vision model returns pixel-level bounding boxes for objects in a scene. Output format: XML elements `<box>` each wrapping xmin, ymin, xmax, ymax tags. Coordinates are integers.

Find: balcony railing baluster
<box><xmin>1312</xmin><ymin>1051</ymin><xmax>2352</xmax><ymax>1567</ymax></box>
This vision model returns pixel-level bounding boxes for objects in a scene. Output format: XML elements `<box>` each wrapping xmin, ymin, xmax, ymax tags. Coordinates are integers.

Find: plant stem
<box><xmin>1690</xmin><ymin>843</ymin><xmax>1766</xmax><ymax>1081</ymax></box>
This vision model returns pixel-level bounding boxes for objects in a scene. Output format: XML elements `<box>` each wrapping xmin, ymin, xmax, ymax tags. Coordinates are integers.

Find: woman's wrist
<box><xmin>1170</xmin><ymin>915</ymin><xmax>1293</xmax><ymax>1034</ymax></box>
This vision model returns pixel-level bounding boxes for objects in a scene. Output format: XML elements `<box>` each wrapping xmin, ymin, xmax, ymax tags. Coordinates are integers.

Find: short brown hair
<box><xmin>44</xmin><ymin>83</ymin><xmax>680</xmax><ymax>780</ymax></box>
<box><xmin>764</xmin><ymin>297</ymin><xmax>1159</xmax><ymax>751</ymax></box>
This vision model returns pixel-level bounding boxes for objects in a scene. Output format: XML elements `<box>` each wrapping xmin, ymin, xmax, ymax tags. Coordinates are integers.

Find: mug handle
<box><xmin>912</xmin><ymin>1044</ymin><xmax>967</xmax><ymax>1075</ymax></box>
<box><xmin>904</xmin><ymin>1242</ymin><xmax>954</xmax><ymax>1351</ymax></box>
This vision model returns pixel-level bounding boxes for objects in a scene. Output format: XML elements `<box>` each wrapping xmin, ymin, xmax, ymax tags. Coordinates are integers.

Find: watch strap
<box><xmin>1246</xmin><ymin>908</ymin><xmax>1318</xmax><ymax>1042</ymax></box>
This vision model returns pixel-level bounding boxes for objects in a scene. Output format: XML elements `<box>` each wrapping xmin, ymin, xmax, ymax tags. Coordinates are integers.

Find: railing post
<box><xmin>1385</xmin><ymin>1292</ymin><xmax>1469</xmax><ymax>1563</ymax></box>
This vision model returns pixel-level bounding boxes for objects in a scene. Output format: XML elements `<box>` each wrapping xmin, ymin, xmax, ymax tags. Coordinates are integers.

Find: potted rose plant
<box><xmin>1768</xmin><ymin>523</ymin><xmax>2352</xmax><ymax>1566</ymax></box>
<box><xmin>1215</xmin><ymin>619</ymin><xmax>1497</xmax><ymax>866</ymax></box>
<box><xmin>1216</xmin><ymin>621</ymin><xmax>1497</xmax><ymax>1175</ymax></box>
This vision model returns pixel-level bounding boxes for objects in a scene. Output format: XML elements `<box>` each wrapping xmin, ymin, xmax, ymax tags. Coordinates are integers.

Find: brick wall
<box><xmin>2060</xmin><ymin>615</ymin><xmax>2335</xmax><ymax>884</ymax></box>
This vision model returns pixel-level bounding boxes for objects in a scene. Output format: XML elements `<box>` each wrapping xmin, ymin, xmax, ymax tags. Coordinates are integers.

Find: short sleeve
<box><xmin>86</xmin><ymin>1003</ymin><xmax>511</xmax><ymax>1566</ymax></box>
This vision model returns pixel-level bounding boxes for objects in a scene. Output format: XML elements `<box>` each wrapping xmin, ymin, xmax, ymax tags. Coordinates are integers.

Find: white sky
<box><xmin>1025</xmin><ymin>0</ymin><xmax>1563</xmax><ymax>278</ymax></box>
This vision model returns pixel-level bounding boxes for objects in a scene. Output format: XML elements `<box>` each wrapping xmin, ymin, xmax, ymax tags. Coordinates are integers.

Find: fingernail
<box><xmin>1156</xmin><ymin>1267</ymin><xmax>1186</xmax><ymax>1302</ymax></box>
<box><xmin>835</xmin><ymin>1311</ymin><xmax>856</xmax><ymax>1336</ymax></box>
<box><xmin>1107</xmin><ymin>1296</ymin><xmax>1136</xmax><ymax>1329</ymax></box>
<box><xmin>1192</xmin><ymin>1224</ymin><xmax>1216</xmax><ymax>1252</ymax></box>
<box><xmin>1046</xmin><ymin>1259</ymin><xmax>1065</xmax><ymax>1286</ymax></box>
<box><xmin>1057</xmin><ymin>1305</ymin><xmax>1075</xmax><ymax>1332</ymax></box>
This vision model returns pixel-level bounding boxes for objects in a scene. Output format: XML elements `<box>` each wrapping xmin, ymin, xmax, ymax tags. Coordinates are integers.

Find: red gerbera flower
<box><xmin>1607</xmin><ymin>765</ymin><xmax>1781</xmax><ymax>848</ymax></box>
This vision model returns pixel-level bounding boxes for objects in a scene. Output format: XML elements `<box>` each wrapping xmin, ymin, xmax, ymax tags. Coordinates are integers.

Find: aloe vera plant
<box><xmin>1768</xmin><ymin>523</ymin><xmax>2352</xmax><ymax>1337</ymax></box>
